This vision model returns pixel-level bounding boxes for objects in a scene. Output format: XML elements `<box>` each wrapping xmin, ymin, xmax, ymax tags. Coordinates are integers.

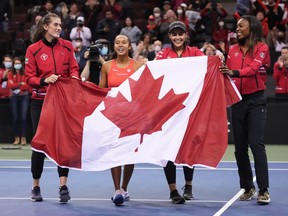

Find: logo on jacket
<box><xmin>41</xmin><ymin>54</ymin><xmax>48</xmax><ymax>61</ymax></box>
<box><xmin>234</xmin><ymin>52</ymin><xmax>239</xmax><ymax>57</ymax></box>
<box><xmin>260</xmin><ymin>52</ymin><xmax>265</xmax><ymax>58</ymax></box>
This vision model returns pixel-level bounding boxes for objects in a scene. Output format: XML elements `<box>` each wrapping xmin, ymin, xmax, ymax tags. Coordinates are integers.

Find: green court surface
<box><xmin>0</xmin><ymin>143</ymin><xmax>287</xmax><ymax>161</ymax></box>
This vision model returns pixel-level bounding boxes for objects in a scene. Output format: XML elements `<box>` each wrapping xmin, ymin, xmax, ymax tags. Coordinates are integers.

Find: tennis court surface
<box><xmin>0</xmin><ymin>144</ymin><xmax>287</xmax><ymax>216</ymax></box>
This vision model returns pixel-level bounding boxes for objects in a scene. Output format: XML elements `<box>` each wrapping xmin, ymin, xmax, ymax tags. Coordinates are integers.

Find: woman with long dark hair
<box><xmin>25</xmin><ymin>13</ymin><xmax>79</xmax><ymax>203</ymax></box>
<box><xmin>99</xmin><ymin>34</ymin><xmax>143</xmax><ymax>206</ymax></box>
<box><xmin>220</xmin><ymin>15</ymin><xmax>271</xmax><ymax>205</ymax></box>
<box><xmin>155</xmin><ymin>21</ymin><xmax>204</xmax><ymax>204</ymax></box>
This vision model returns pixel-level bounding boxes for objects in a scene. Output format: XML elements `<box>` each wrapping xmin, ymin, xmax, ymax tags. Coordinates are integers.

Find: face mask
<box><xmin>14</xmin><ymin>64</ymin><xmax>22</xmax><ymax>70</ymax></box>
<box><xmin>219</xmin><ymin>21</ymin><xmax>224</xmax><ymax>27</ymax></box>
<box><xmin>154</xmin><ymin>13</ymin><xmax>160</xmax><ymax>18</ymax></box>
<box><xmin>78</xmin><ymin>23</ymin><xmax>84</xmax><ymax>27</ymax></box>
<box><xmin>100</xmin><ymin>46</ymin><xmax>108</xmax><ymax>56</ymax></box>
<box><xmin>75</xmin><ymin>42</ymin><xmax>82</xmax><ymax>47</ymax></box>
<box><xmin>177</xmin><ymin>9</ymin><xmax>183</xmax><ymax>14</ymax></box>
<box><xmin>154</xmin><ymin>45</ymin><xmax>161</xmax><ymax>52</ymax></box>
<box><xmin>4</xmin><ymin>62</ymin><xmax>12</xmax><ymax>69</ymax></box>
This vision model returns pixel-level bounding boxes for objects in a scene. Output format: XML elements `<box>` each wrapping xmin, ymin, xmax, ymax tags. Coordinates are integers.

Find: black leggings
<box><xmin>30</xmin><ymin>99</ymin><xmax>69</xmax><ymax>179</ymax></box>
<box><xmin>164</xmin><ymin>161</ymin><xmax>194</xmax><ymax>184</ymax></box>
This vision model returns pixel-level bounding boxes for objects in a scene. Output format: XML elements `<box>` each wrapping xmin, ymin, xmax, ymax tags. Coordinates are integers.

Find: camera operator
<box><xmin>81</xmin><ymin>39</ymin><xmax>110</xmax><ymax>85</ymax></box>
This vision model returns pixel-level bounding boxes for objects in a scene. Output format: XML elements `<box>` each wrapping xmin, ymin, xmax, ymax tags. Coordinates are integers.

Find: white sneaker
<box><xmin>121</xmin><ymin>188</ymin><xmax>130</xmax><ymax>201</ymax></box>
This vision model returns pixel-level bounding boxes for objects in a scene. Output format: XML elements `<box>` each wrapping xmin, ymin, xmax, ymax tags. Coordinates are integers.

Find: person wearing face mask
<box><xmin>213</xmin><ymin>19</ymin><xmax>229</xmax><ymax>55</ymax></box>
<box><xmin>7</xmin><ymin>57</ymin><xmax>31</xmax><ymax>146</ymax></box>
<box><xmin>153</xmin><ymin>6</ymin><xmax>163</xmax><ymax>26</ymax></box>
<box><xmin>81</xmin><ymin>38</ymin><xmax>111</xmax><ymax>85</ymax></box>
<box><xmin>74</xmin><ymin>37</ymin><xmax>87</xmax><ymax>73</ymax></box>
<box><xmin>0</xmin><ymin>55</ymin><xmax>12</xmax><ymax>98</ymax></box>
<box><xmin>70</xmin><ymin>16</ymin><xmax>92</xmax><ymax>47</ymax></box>
<box><xmin>176</xmin><ymin>3</ymin><xmax>190</xmax><ymax>37</ymax></box>
<box><xmin>147</xmin><ymin>40</ymin><xmax>163</xmax><ymax>60</ymax></box>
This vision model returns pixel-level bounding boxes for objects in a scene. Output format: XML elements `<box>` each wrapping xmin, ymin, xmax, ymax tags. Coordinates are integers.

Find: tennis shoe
<box><xmin>257</xmin><ymin>190</ymin><xmax>270</xmax><ymax>205</ymax></box>
<box><xmin>182</xmin><ymin>184</ymin><xmax>193</xmax><ymax>200</ymax></box>
<box><xmin>111</xmin><ymin>190</ymin><xmax>124</xmax><ymax>206</ymax></box>
<box><xmin>239</xmin><ymin>188</ymin><xmax>256</xmax><ymax>201</ymax></box>
<box><xmin>121</xmin><ymin>188</ymin><xmax>130</xmax><ymax>201</ymax></box>
<box><xmin>30</xmin><ymin>186</ymin><xmax>43</xmax><ymax>202</ymax></box>
<box><xmin>59</xmin><ymin>185</ymin><xmax>71</xmax><ymax>203</ymax></box>
<box><xmin>170</xmin><ymin>189</ymin><xmax>185</xmax><ymax>204</ymax></box>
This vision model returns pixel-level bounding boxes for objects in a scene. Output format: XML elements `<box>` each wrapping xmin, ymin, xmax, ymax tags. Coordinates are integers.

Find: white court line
<box><xmin>0</xmin><ymin>197</ymin><xmax>228</xmax><ymax>203</ymax></box>
<box><xmin>213</xmin><ymin>176</ymin><xmax>257</xmax><ymax>216</ymax></box>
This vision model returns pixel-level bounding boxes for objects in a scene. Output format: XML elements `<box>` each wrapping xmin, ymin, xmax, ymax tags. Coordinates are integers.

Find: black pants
<box><xmin>30</xmin><ymin>99</ymin><xmax>69</xmax><ymax>179</ymax></box>
<box><xmin>231</xmin><ymin>91</ymin><xmax>269</xmax><ymax>190</ymax></box>
<box><xmin>164</xmin><ymin>161</ymin><xmax>194</xmax><ymax>185</ymax></box>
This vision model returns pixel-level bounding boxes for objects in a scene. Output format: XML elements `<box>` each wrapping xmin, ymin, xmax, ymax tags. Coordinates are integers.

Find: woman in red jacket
<box><xmin>220</xmin><ymin>15</ymin><xmax>270</xmax><ymax>205</ymax></box>
<box><xmin>25</xmin><ymin>13</ymin><xmax>79</xmax><ymax>203</ymax></box>
<box><xmin>7</xmin><ymin>57</ymin><xmax>30</xmax><ymax>145</ymax></box>
<box><xmin>155</xmin><ymin>21</ymin><xmax>204</xmax><ymax>204</ymax></box>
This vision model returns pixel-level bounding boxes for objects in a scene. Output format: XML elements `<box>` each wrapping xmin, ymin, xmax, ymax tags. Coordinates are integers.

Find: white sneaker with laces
<box><xmin>121</xmin><ymin>188</ymin><xmax>130</xmax><ymax>201</ymax></box>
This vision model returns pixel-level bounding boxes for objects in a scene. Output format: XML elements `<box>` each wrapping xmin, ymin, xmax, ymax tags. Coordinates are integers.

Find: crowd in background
<box><xmin>1</xmin><ymin>0</ymin><xmax>288</xmax><ymax>144</ymax></box>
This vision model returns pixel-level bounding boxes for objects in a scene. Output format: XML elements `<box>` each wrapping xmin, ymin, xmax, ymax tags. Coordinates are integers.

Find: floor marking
<box><xmin>213</xmin><ymin>176</ymin><xmax>257</xmax><ymax>216</ymax></box>
<box><xmin>0</xmin><ymin>197</ymin><xmax>228</xmax><ymax>203</ymax></box>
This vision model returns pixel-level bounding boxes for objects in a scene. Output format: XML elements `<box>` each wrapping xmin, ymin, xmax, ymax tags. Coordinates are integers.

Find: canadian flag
<box><xmin>32</xmin><ymin>56</ymin><xmax>241</xmax><ymax>171</ymax></box>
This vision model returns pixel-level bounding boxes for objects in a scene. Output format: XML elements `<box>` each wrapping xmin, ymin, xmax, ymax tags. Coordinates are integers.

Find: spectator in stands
<box><xmin>162</xmin><ymin>1</ymin><xmax>172</xmax><ymax>19</ymax></box>
<box><xmin>66</xmin><ymin>3</ymin><xmax>83</xmax><ymax>36</ymax></box>
<box><xmin>70</xmin><ymin>16</ymin><xmax>92</xmax><ymax>47</ymax></box>
<box><xmin>200</xmin><ymin>42</ymin><xmax>225</xmax><ymax>61</ymax></box>
<box><xmin>7</xmin><ymin>57</ymin><xmax>30</xmax><ymax>146</ymax></box>
<box><xmin>82</xmin><ymin>0</ymin><xmax>102</xmax><ymax>41</ymax></box>
<box><xmin>254</xmin><ymin>0</ymin><xmax>284</xmax><ymax>50</ymax></box>
<box><xmin>96</xmin><ymin>9</ymin><xmax>122</xmax><ymax>49</ymax></box>
<box><xmin>159</xmin><ymin>9</ymin><xmax>177</xmax><ymax>48</ymax></box>
<box><xmin>227</xmin><ymin>31</ymin><xmax>237</xmax><ymax>47</ymax></box>
<box><xmin>152</xmin><ymin>6</ymin><xmax>163</xmax><ymax>26</ymax></box>
<box><xmin>200</xmin><ymin>1</ymin><xmax>228</xmax><ymax>43</ymax></box>
<box><xmin>145</xmin><ymin>15</ymin><xmax>160</xmax><ymax>42</ymax></box>
<box><xmin>30</xmin><ymin>15</ymin><xmax>43</xmax><ymax>43</ymax></box>
<box><xmin>212</xmin><ymin>18</ymin><xmax>229</xmax><ymax>54</ymax></box>
<box><xmin>176</xmin><ymin>3</ymin><xmax>190</xmax><ymax>34</ymax></box>
<box><xmin>120</xmin><ymin>17</ymin><xmax>142</xmax><ymax>54</ymax></box>
<box><xmin>0</xmin><ymin>55</ymin><xmax>12</xmax><ymax>98</ymax></box>
<box><xmin>39</xmin><ymin>0</ymin><xmax>55</xmax><ymax>16</ymax></box>
<box><xmin>170</xmin><ymin>0</ymin><xmax>187</xmax><ymax>11</ymax></box>
<box><xmin>118</xmin><ymin>0</ymin><xmax>133</xmax><ymax>20</ymax></box>
<box><xmin>273</xmin><ymin>30</ymin><xmax>288</xmax><ymax>52</ymax></box>
<box><xmin>0</xmin><ymin>0</ymin><xmax>12</xmax><ymax>32</ymax></box>
<box><xmin>134</xmin><ymin>33</ymin><xmax>153</xmax><ymax>60</ymax></box>
<box><xmin>147</xmin><ymin>39</ymin><xmax>162</xmax><ymax>61</ymax></box>
<box><xmin>273</xmin><ymin>46</ymin><xmax>288</xmax><ymax>98</ymax></box>
<box><xmin>256</xmin><ymin>10</ymin><xmax>269</xmax><ymax>41</ymax></box>
<box><xmin>55</xmin><ymin>1</ymin><xmax>69</xmax><ymax>38</ymax></box>
<box><xmin>74</xmin><ymin>37</ymin><xmax>87</xmax><ymax>73</ymax></box>
<box><xmin>102</xmin><ymin>0</ymin><xmax>122</xmax><ymax>20</ymax></box>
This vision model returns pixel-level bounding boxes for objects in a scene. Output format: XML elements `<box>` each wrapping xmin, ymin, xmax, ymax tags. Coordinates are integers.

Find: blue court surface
<box><xmin>0</xmin><ymin>160</ymin><xmax>287</xmax><ymax>216</ymax></box>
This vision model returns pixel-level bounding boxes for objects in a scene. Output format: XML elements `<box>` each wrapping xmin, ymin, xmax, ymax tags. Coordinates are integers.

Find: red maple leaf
<box><xmin>101</xmin><ymin>65</ymin><xmax>189</xmax><ymax>151</ymax></box>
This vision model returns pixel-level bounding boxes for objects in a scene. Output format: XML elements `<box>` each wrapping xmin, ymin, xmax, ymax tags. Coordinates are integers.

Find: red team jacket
<box><xmin>25</xmin><ymin>38</ymin><xmax>79</xmax><ymax>100</ymax></box>
<box><xmin>226</xmin><ymin>42</ymin><xmax>270</xmax><ymax>95</ymax></box>
<box><xmin>273</xmin><ymin>61</ymin><xmax>288</xmax><ymax>94</ymax></box>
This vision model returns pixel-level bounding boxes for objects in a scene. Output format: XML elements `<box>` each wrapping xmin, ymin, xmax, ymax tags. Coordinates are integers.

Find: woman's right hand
<box><xmin>44</xmin><ymin>74</ymin><xmax>61</xmax><ymax>84</ymax></box>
